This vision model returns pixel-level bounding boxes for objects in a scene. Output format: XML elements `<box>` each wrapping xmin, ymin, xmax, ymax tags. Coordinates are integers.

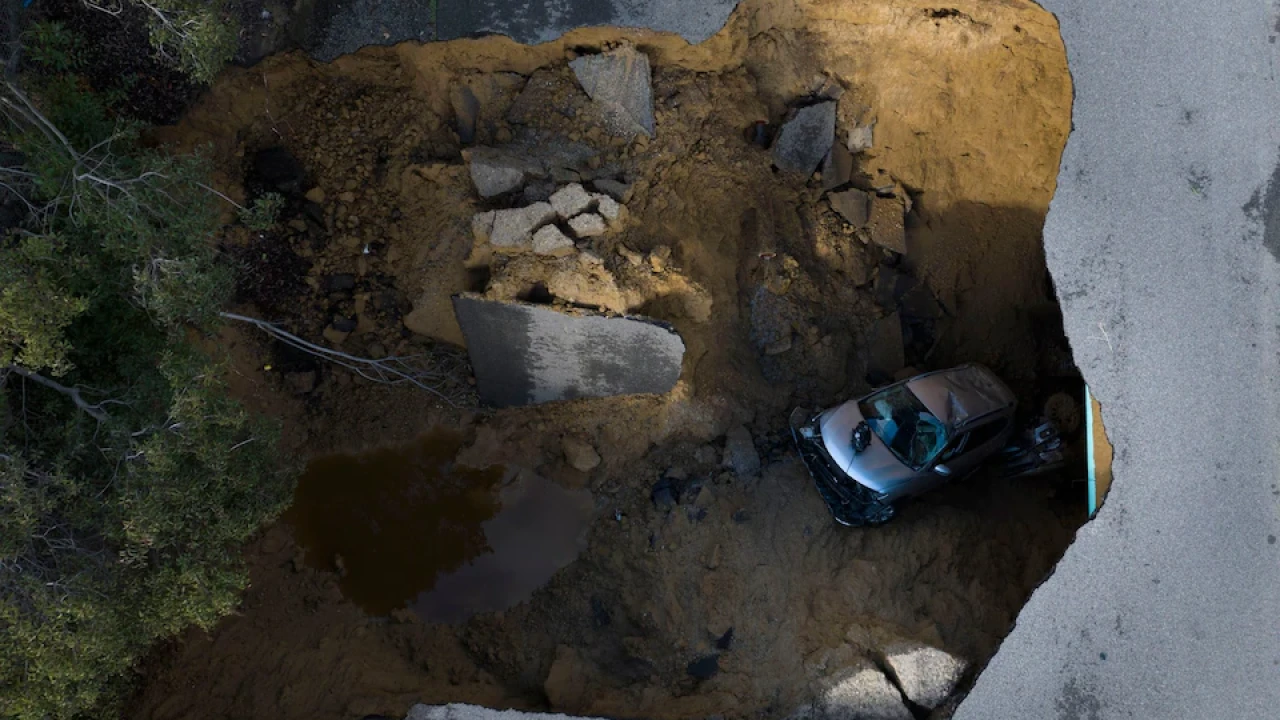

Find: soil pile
<box><xmin>135</xmin><ymin>1</ymin><xmax>1079</xmax><ymax>718</ymax></box>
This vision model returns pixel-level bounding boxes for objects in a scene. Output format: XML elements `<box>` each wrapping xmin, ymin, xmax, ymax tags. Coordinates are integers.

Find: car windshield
<box><xmin>858</xmin><ymin>384</ymin><xmax>950</xmax><ymax>471</ymax></box>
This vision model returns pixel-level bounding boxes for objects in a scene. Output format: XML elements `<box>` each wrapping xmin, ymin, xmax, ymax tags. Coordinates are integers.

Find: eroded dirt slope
<box><xmin>135</xmin><ymin>1</ymin><xmax>1077</xmax><ymax>718</ymax></box>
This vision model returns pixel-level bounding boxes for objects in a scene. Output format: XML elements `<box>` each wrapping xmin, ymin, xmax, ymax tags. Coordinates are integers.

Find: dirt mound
<box><xmin>134</xmin><ymin>1</ymin><xmax>1077</xmax><ymax>718</ymax></box>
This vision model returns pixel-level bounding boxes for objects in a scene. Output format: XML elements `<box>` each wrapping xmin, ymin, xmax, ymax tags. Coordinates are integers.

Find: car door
<box><xmin>946</xmin><ymin>414</ymin><xmax>1013</xmax><ymax>478</ymax></box>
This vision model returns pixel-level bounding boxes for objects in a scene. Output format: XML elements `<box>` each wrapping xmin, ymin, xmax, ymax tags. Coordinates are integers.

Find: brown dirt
<box><xmin>133</xmin><ymin>1</ymin><xmax>1078</xmax><ymax>718</ymax></box>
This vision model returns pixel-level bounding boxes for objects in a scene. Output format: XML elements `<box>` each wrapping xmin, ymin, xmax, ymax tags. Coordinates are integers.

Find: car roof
<box><xmin>903</xmin><ymin>364</ymin><xmax>1016</xmax><ymax>428</ymax></box>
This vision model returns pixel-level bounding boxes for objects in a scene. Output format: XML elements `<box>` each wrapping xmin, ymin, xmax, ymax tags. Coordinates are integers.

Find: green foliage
<box><xmin>0</xmin><ymin>81</ymin><xmax>294</xmax><ymax>719</ymax></box>
<box><xmin>22</xmin><ymin>22</ymin><xmax>85</xmax><ymax>74</ymax></box>
<box><xmin>117</xmin><ymin>0</ymin><xmax>239</xmax><ymax>84</ymax></box>
<box><xmin>238</xmin><ymin>191</ymin><xmax>286</xmax><ymax>231</ymax></box>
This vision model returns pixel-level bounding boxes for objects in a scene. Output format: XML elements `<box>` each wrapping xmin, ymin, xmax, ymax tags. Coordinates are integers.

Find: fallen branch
<box><xmin>4</xmin><ymin>365</ymin><xmax>110</xmax><ymax>422</ymax></box>
<box><xmin>219</xmin><ymin>312</ymin><xmax>474</xmax><ymax>408</ymax></box>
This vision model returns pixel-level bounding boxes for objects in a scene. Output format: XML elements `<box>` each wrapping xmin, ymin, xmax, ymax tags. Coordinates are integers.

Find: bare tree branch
<box><xmin>4</xmin><ymin>366</ymin><xmax>110</xmax><ymax>422</ymax></box>
<box><xmin>218</xmin><ymin>312</ymin><xmax>475</xmax><ymax>408</ymax></box>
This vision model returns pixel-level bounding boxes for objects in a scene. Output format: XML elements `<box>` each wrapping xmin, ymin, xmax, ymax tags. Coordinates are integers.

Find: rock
<box><xmin>651</xmin><ymin>477</ymin><xmax>678</xmax><ymax>510</ymax></box>
<box><xmin>819</xmin><ymin>662</ymin><xmax>914</xmax><ymax>720</ymax></box>
<box><xmin>867</xmin><ymin>312</ymin><xmax>906</xmax><ymax>382</ymax></box>
<box><xmin>562</xmin><ymin>436</ymin><xmax>602</xmax><ymax>472</ymax></box>
<box><xmin>867</xmin><ymin>196</ymin><xmax>907</xmax><ymax>253</ymax></box>
<box><xmin>687</xmin><ymin>654</ymin><xmax>720</xmax><ymax>680</ymax></box>
<box><xmin>338</xmin><ymin>191</ymin><xmax>356</xmax><ymax>203</ymax></box>
<box><xmin>569</xmin><ymin>213</ymin><xmax>607</xmax><ymax>238</ymax></box>
<box><xmin>304</xmin><ymin>187</ymin><xmax>325</xmax><ymax>204</ymax></box>
<box><xmin>283</xmin><ymin>370</ymin><xmax>317</xmax><ymax>394</ymax></box>
<box><xmin>822</xmin><ymin>142</ymin><xmax>855</xmax><ymax>191</ymax></box>
<box><xmin>472</xmin><ymin>211</ymin><xmax>496</xmax><ymax>244</ymax></box>
<box><xmin>570</xmin><ymin>46</ymin><xmax>655</xmax><ymax>137</ymax></box>
<box><xmin>722</xmin><ymin>425</ymin><xmax>761</xmax><ymax>477</ymax></box>
<box><xmin>874</xmin><ymin>266</ymin><xmax>915</xmax><ymax>309</ymax></box>
<box><xmin>880</xmin><ymin>642</ymin><xmax>967</xmax><ymax>710</ymax></box>
<box><xmin>550</xmin><ymin>183</ymin><xmax>595</xmax><ymax>219</ymax></box>
<box><xmin>648</xmin><ymin>245</ymin><xmax>671</xmax><ymax>272</ymax></box>
<box><xmin>323</xmin><ymin>325</ymin><xmax>349</xmax><ymax>345</ymax></box>
<box><xmin>544</xmin><ymin>646</ymin><xmax>593</xmax><ymax>712</ymax></box>
<box><xmin>332</xmin><ymin>316</ymin><xmax>358</xmax><ymax>333</ymax></box>
<box><xmin>595</xmin><ymin>194</ymin><xmax>624</xmax><ymax>225</ymax></box>
<box><xmin>532</xmin><ymin>225</ymin><xmax>576</xmax><ymax>257</ymax></box>
<box><xmin>451</xmin><ymin>84</ymin><xmax>480</xmax><ymax>144</ymax></box>
<box><xmin>591</xmin><ymin>177</ymin><xmax>633</xmax><ymax>202</ymax></box>
<box><xmin>324</xmin><ymin>273</ymin><xmax>356</xmax><ymax>292</ymax></box>
<box><xmin>716</xmin><ymin>627</ymin><xmax>735</xmax><ymax>650</ymax></box>
<box><xmin>848</xmin><ymin>122</ymin><xmax>876</xmax><ymax>153</ymax></box>
<box><xmin>617</xmin><ymin>244</ymin><xmax>645</xmax><ymax>266</ymax></box>
<box><xmin>811</xmin><ymin>73</ymin><xmax>846</xmax><ymax>101</ymax></box>
<box><xmin>830</xmin><ymin>188</ymin><xmax>871</xmax><ymax>227</ymax></box>
<box><xmin>772</xmin><ymin>101</ymin><xmax>837</xmax><ymax>175</ymax></box>
<box><xmin>490</xmin><ymin>203</ymin><xmax>557</xmax><ymax>252</ymax></box>
<box><xmin>470</xmin><ymin>157</ymin><xmax>525</xmax><ymax>198</ymax></box>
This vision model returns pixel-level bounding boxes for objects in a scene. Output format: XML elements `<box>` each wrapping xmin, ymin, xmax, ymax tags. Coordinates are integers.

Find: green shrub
<box><xmin>0</xmin><ymin>80</ymin><xmax>294</xmax><ymax>719</ymax></box>
<box><xmin>238</xmin><ymin>191</ymin><xmax>286</xmax><ymax>231</ymax></box>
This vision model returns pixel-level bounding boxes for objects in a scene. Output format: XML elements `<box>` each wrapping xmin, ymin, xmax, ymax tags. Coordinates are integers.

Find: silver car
<box><xmin>791</xmin><ymin>364</ymin><xmax>1018</xmax><ymax>526</ymax></box>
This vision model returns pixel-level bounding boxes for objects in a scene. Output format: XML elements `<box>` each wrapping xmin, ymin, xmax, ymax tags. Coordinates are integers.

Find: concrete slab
<box><xmin>772</xmin><ymin>101</ymin><xmax>837</xmax><ymax>175</ymax></box>
<box><xmin>452</xmin><ymin>294</ymin><xmax>685</xmax><ymax>407</ymax></box>
<box><xmin>954</xmin><ymin>1</ymin><xmax>1280</xmax><ymax>718</ymax></box>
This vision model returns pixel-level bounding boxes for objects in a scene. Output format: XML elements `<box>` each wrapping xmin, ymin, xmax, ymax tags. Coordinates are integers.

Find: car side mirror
<box><xmin>933</xmin><ymin>464</ymin><xmax>953</xmax><ymax>477</ymax></box>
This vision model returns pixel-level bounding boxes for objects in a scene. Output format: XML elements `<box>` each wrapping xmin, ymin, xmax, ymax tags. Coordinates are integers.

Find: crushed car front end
<box><xmin>789</xmin><ymin>407</ymin><xmax>896</xmax><ymax>527</ymax></box>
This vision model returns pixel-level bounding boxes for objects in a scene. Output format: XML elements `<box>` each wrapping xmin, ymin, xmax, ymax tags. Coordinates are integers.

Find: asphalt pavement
<box><xmin>954</xmin><ymin>1</ymin><xmax>1280</xmax><ymax>717</ymax></box>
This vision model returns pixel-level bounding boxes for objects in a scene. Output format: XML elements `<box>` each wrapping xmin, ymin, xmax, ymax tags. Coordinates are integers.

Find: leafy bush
<box><xmin>82</xmin><ymin>0</ymin><xmax>239</xmax><ymax>84</ymax></box>
<box><xmin>238</xmin><ymin>191</ymin><xmax>286</xmax><ymax>231</ymax></box>
<box><xmin>0</xmin><ymin>80</ymin><xmax>293</xmax><ymax>719</ymax></box>
<box><xmin>22</xmin><ymin>21</ymin><xmax>85</xmax><ymax>73</ymax></box>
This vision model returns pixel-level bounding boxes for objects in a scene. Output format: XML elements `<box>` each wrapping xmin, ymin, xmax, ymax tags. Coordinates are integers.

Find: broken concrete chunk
<box><xmin>470</xmin><ymin>157</ymin><xmax>525</xmax><ymax>198</ymax></box>
<box><xmin>617</xmin><ymin>244</ymin><xmax>644</xmax><ymax>266</ymax></box>
<box><xmin>772</xmin><ymin>101</ymin><xmax>837</xmax><ymax>175</ymax></box>
<box><xmin>820</xmin><ymin>663</ymin><xmax>914</xmax><ymax>720</ymax></box>
<box><xmin>594</xmin><ymin>194</ymin><xmax>623</xmax><ymax>225</ymax></box>
<box><xmin>867</xmin><ymin>196</ymin><xmax>907</xmax><ymax>253</ymax></box>
<box><xmin>550</xmin><ymin>183</ymin><xmax>595</xmax><ymax>219</ymax></box>
<box><xmin>322</xmin><ymin>325</ymin><xmax>349</xmax><ymax>345</ymax></box>
<box><xmin>590</xmin><ymin>177</ymin><xmax>633</xmax><ymax>202</ymax></box>
<box><xmin>490</xmin><ymin>203</ymin><xmax>556</xmax><ymax>252</ymax></box>
<box><xmin>532</xmin><ymin>224</ymin><xmax>576</xmax><ymax>257</ymax></box>
<box><xmin>471</xmin><ymin>211</ymin><xmax>496</xmax><ymax>244</ymax></box>
<box><xmin>830</xmin><ymin>188</ymin><xmax>871</xmax><ymax>227</ymax></box>
<box><xmin>848</xmin><ymin>122</ymin><xmax>875</xmax><ymax>153</ymax></box>
<box><xmin>880</xmin><ymin>642</ymin><xmax>967</xmax><ymax>710</ymax></box>
<box><xmin>570</xmin><ymin>46</ymin><xmax>655</xmax><ymax>137</ymax></box>
<box><xmin>722</xmin><ymin>426</ymin><xmax>761</xmax><ymax>477</ymax></box>
<box><xmin>569</xmin><ymin>213</ymin><xmax>607</xmax><ymax>238</ymax></box>
<box><xmin>452</xmin><ymin>294</ymin><xmax>685</xmax><ymax>407</ymax></box>
<box><xmin>822</xmin><ymin>142</ymin><xmax>855</xmax><ymax>191</ymax></box>
<box><xmin>562</xmin><ymin>436</ymin><xmax>602</xmax><ymax>472</ymax></box>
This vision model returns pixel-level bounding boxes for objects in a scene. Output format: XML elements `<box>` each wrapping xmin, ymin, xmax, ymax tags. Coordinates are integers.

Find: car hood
<box><xmin>818</xmin><ymin>400</ymin><xmax>915</xmax><ymax>494</ymax></box>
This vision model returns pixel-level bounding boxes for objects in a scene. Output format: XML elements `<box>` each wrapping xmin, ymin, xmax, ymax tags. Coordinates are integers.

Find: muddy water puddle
<box><xmin>285</xmin><ymin>427</ymin><xmax>593</xmax><ymax>622</ymax></box>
